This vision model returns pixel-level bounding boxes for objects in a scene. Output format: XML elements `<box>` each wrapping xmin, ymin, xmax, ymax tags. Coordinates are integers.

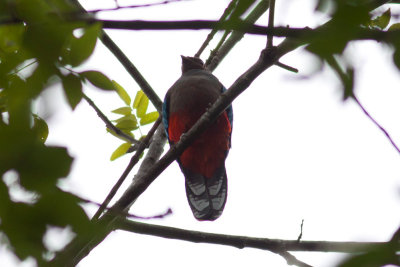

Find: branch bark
<box><xmin>114</xmin><ymin>218</ymin><xmax>388</xmax><ymax>253</ymax></box>
<box><xmin>63</xmin><ymin>19</ymin><xmax>400</xmax><ymax>44</ymax></box>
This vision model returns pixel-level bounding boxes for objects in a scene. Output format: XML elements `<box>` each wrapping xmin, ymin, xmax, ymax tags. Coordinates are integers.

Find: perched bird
<box><xmin>162</xmin><ymin>56</ymin><xmax>233</xmax><ymax>221</ymax></box>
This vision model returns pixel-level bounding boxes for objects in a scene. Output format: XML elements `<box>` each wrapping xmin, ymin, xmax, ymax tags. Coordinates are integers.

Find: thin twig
<box><xmin>92</xmin><ymin>117</ymin><xmax>162</xmax><ymax>220</ymax></box>
<box><xmin>275</xmin><ymin>61</ymin><xmax>299</xmax><ymax>73</ymax></box>
<box><xmin>114</xmin><ymin>218</ymin><xmax>388</xmax><ymax>253</ymax></box>
<box><xmin>353</xmin><ymin>95</ymin><xmax>400</xmax><ymax>155</ymax></box>
<box><xmin>266</xmin><ymin>0</ymin><xmax>276</xmax><ymax>48</ymax></box>
<box><xmin>76</xmin><ymin>194</ymin><xmax>172</xmax><ymax>220</ymax></box>
<box><xmin>325</xmin><ymin>55</ymin><xmax>400</xmax><ymax>155</ymax></box>
<box><xmin>195</xmin><ymin>0</ymin><xmax>238</xmax><ymax>58</ymax></box>
<box><xmin>204</xmin><ymin>30</ymin><xmax>232</xmax><ymax>66</ymax></box>
<box><xmin>82</xmin><ymin>94</ymin><xmax>139</xmax><ymax>144</ymax></box>
<box><xmin>265</xmin><ymin>0</ymin><xmax>298</xmax><ymax>73</ymax></box>
<box><xmin>297</xmin><ymin>219</ymin><xmax>304</xmax><ymax>242</ymax></box>
<box><xmin>85</xmin><ymin>0</ymin><xmax>190</xmax><ymax>14</ymax></box>
<box><xmin>206</xmin><ymin>0</ymin><xmax>270</xmax><ymax>71</ymax></box>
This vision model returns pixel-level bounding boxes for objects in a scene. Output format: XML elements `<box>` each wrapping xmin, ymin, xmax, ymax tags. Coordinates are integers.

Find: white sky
<box><xmin>1</xmin><ymin>0</ymin><xmax>400</xmax><ymax>266</ymax></box>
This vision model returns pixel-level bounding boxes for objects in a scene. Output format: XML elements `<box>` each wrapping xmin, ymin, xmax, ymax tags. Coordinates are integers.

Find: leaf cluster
<box><xmin>110</xmin><ymin>86</ymin><xmax>159</xmax><ymax>161</ymax></box>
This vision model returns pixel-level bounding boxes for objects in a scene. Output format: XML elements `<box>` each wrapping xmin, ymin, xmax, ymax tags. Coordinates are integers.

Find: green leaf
<box><xmin>132</xmin><ymin>90</ymin><xmax>144</xmax><ymax>109</ymax></box>
<box><xmin>115</xmin><ymin>119</ymin><xmax>138</xmax><ymax>131</ymax></box>
<box><xmin>132</xmin><ymin>90</ymin><xmax>149</xmax><ymax>118</ymax></box>
<box><xmin>2</xmin><ymin>202</ymin><xmax>47</xmax><ymax>261</ymax></box>
<box><xmin>339</xmin><ymin>243</ymin><xmax>399</xmax><ymax>267</ymax></box>
<box><xmin>111</xmin><ymin>107</ymin><xmax>132</xmax><ymax>115</ymax></box>
<box><xmin>21</xmin><ymin>12</ymin><xmax>74</xmax><ymax>64</ymax></box>
<box><xmin>140</xmin><ymin>111</ymin><xmax>159</xmax><ymax>126</ymax></box>
<box><xmin>81</xmin><ymin>71</ymin><xmax>114</xmax><ymax>90</ymax></box>
<box><xmin>229</xmin><ymin>0</ymin><xmax>256</xmax><ymax>21</ymax></box>
<box><xmin>18</xmin><ymin>145</ymin><xmax>73</xmax><ymax>193</ymax></box>
<box><xmin>32</xmin><ymin>114</ymin><xmax>49</xmax><ymax>143</ymax></box>
<box><xmin>35</xmin><ymin>189</ymin><xmax>91</xmax><ymax>234</ymax></box>
<box><xmin>62</xmin><ymin>73</ymin><xmax>83</xmax><ymax>110</ymax></box>
<box><xmin>110</xmin><ymin>142</ymin><xmax>131</xmax><ymax>161</ymax></box>
<box><xmin>113</xmin><ymin>114</ymin><xmax>137</xmax><ymax>124</ymax></box>
<box><xmin>136</xmin><ymin>92</ymin><xmax>149</xmax><ymax>118</ymax></box>
<box><xmin>0</xmin><ymin>23</ymin><xmax>25</xmax><ymax>53</ymax></box>
<box><xmin>113</xmin><ymin>80</ymin><xmax>131</xmax><ymax>105</ymax></box>
<box><xmin>68</xmin><ymin>23</ymin><xmax>101</xmax><ymax>66</ymax></box>
<box><xmin>371</xmin><ymin>8</ymin><xmax>391</xmax><ymax>30</ymax></box>
<box><xmin>388</xmin><ymin>23</ymin><xmax>400</xmax><ymax>31</ymax></box>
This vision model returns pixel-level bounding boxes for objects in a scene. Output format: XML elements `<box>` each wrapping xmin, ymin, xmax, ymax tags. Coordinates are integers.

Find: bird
<box><xmin>162</xmin><ymin>56</ymin><xmax>233</xmax><ymax>221</ymax></box>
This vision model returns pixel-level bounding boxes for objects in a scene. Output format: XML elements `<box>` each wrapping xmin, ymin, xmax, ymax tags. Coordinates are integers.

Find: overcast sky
<box><xmin>1</xmin><ymin>0</ymin><xmax>400</xmax><ymax>266</ymax></box>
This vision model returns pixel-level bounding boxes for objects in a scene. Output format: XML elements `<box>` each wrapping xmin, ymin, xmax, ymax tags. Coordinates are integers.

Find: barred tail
<box><xmin>182</xmin><ymin>165</ymin><xmax>227</xmax><ymax>221</ymax></box>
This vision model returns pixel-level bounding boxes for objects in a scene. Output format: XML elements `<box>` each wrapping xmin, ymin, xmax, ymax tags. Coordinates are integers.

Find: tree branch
<box><xmin>266</xmin><ymin>0</ymin><xmax>275</xmax><ymax>48</ymax></box>
<box><xmin>72</xmin><ymin>19</ymin><xmax>400</xmax><ymax>42</ymax></box>
<box><xmin>114</xmin><ymin>218</ymin><xmax>390</xmax><ymax>253</ymax></box>
<box><xmin>76</xmin><ymin>194</ymin><xmax>172</xmax><ymax>220</ymax></box>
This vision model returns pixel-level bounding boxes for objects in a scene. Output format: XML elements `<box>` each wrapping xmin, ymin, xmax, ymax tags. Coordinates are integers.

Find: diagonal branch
<box><xmin>353</xmin><ymin>95</ymin><xmax>400</xmax><ymax>155</ymax></box>
<box><xmin>325</xmin><ymin>55</ymin><xmax>400</xmax><ymax>155</ymax></box>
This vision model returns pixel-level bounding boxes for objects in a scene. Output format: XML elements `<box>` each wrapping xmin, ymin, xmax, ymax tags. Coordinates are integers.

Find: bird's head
<box><xmin>181</xmin><ymin>56</ymin><xmax>204</xmax><ymax>74</ymax></box>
